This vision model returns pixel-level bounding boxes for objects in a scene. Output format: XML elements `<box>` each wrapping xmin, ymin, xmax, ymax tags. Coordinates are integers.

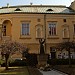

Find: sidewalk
<box><xmin>28</xmin><ymin>66</ymin><xmax>68</xmax><ymax>75</ymax></box>
<box><xmin>39</xmin><ymin>70</ymin><xmax>68</xmax><ymax>75</ymax></box>
<box><xmin>28</xmin><ymin>67</ymin><xmax>43</xmax><ymax>75</ymax></box>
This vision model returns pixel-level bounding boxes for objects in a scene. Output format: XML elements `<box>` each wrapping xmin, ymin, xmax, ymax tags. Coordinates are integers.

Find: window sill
<box><xmin>62</xmin><ymin>37</ymin><xmax>70</xmax><ymax>39</ymax></box>
<box><xmin>20</xmin><ymin>35</ymin><xmax>31</xmax><ymax>39</ymax></box>
<box><xmin>47</xmin><ymin>35</ymin><xmax>59</xmax><ymax>39</ymax></box>
<box><xmin>36</xmin><ymin>37</ymin><xmax>43</xmax><ymax>39</ymax></box>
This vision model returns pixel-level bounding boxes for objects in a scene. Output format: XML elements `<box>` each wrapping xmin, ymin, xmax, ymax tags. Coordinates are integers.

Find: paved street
<box><xmin>39</xmin><ymin>70</ymin><xmax>68</xmax><ymax>75</ymax></box>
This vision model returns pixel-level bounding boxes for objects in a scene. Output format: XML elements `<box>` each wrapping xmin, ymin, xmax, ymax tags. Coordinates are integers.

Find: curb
<box><xmin>52</xmin><ymin>69</ymin><xmax>69</xmax><ymax>75</ymax></box>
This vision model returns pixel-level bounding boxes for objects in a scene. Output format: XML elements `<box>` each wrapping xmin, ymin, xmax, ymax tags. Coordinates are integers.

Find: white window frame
<box><xmin>48</xmin><ymin>22</ymin><xmax>57</xmax><ymax>36</ymax></box>
<box><xmin>21</xmin><ymin>22</ymin><xmax>30</xmax><ymax>36</ymax></box>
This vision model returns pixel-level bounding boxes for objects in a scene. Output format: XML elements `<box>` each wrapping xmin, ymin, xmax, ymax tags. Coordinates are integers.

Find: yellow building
<box><xmin>0</xmin><ymin>1</ymin><xmax>75</xmax><ymax>59</ymax></box>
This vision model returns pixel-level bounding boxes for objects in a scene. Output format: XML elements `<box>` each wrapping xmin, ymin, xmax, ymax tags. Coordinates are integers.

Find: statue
<box><xmin>39</xmin><ymin>38</ymin><xmax>45</xmax><ymax>54</ymax></box>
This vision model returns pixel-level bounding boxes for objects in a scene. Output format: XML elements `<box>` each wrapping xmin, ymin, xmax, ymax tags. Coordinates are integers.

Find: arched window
<box><xmin>2</xmin><ymin>24</ymin><xmax>6</xmax><ymax>36</ymax></box>
<box><xmin>37</xmin><ymin>28</ymin><xmax>41</xmax><ymax>37</ymax></box>
<box><xmin>36</xmin><ymin>24</ymin><xmax>43</xmax><ymax>38</ymax></box>
<box><xmin>2</xmin><ymin>20</ymin><xmax>12</xmax><ymax>36</ymax></box>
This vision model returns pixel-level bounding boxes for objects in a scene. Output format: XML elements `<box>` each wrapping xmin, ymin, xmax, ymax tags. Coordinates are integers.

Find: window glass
<box><xmin>48</xmin><ymin>22</ymin><xmax>56</xmax><ymax>36</ymax></box>
<box><xmin>3</xmin><ymin>25</ymin><xmax>6</xmax><ymax>36</ymax></box>
<box><xmin>22</xmin><ymin>23</ymin><xmax>30</xmax><ymax>35</ymax></box>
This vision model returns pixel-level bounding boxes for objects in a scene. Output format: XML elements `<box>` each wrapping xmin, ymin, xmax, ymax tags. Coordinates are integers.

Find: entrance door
<box><xmin>50</xmin><ymin>47</ymin><xmax>56</xmax><ymax>59</ymax></box>
<box><xmin>51</xmin><ymin>52</ymin><xmax>56</xmax><ymax>59</ymax></box>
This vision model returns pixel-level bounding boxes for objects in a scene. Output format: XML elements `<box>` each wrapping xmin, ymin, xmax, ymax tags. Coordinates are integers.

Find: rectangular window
<box><xmin>48</xmin><ymin>22</ymin><xmax>56</xmax><ymax>36</ymax></box>
<box><xmin>22</xmin><ymin>23</ymin><xmax>30</xmax><ymax>35</ymax></box>
<box><xmin>74</xmin><ymin>24</ymin><xmax>75</xmax><ymax>34</ymax></box>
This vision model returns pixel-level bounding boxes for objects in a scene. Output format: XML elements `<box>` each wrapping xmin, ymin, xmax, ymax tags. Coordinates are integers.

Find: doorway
<box><xmin>50</xmin><ymin>47</ymin><xmax>56</xmax><ymax>59</ymax></box>
<box><xmin>51</xmin><ymin>52</ymin><xmax>56</xmax><ymax>59</ymax></box>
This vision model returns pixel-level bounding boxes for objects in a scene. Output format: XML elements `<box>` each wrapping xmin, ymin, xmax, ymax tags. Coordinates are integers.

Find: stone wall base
<box><xmin>37</xmin><ymin>54</ymin><xmax>48</xmax><ymax>67</ymax></box>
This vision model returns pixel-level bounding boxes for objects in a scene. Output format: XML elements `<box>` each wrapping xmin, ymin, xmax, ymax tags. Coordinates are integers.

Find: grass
<box><xmin>0</xmin><ymin>66</ymin><xmax>29</xmax><ymax>75</ymax></box>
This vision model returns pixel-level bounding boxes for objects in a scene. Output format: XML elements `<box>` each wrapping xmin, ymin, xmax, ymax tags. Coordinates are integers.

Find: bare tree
<box><xmin>1</xmin><ymin>41</ymin><xmax>26</xmax><ymax>70</ymax></box>
<box><xmin>56</xmin><ymin>41</ymin><xmax>75</xmax><ymax>67</ymax></box>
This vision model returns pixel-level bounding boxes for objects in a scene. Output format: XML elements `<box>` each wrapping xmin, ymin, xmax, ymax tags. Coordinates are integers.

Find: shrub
<box><xmin>1</xmin><ymin>59</ymin><xmax>27</xmax><ymax>67</ymax></box>
<box><xmin>47</xmin><ymin>59</ymin><xmax>75</xmax><ymax>65</ymax></box>
<box><xmin>26</xmin><ymin>54</ymin><xmax>38</xmax><ymax>66</ymax></box>
<box><xmin>0</xmin><ymin>59</ymin><xmax>5</xmax><ymax>65</ymax></box>
<box><xmin>9</xmin><ymin>59</ymin><xmax>27</xmax><ymax>66</ymax></box>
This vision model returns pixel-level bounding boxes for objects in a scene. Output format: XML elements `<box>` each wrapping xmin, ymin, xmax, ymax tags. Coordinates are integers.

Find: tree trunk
<box><xmin>5</xmin><ymin>54</ymin><xmax>9</xmax><ymax>70</ymax></box>
<box><xmin>5</xmin><ymin>58</ymin><xmax>8</xmax><ymax>70</ymax></box>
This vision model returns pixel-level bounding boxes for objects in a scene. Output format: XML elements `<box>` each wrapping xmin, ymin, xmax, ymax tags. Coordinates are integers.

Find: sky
<box><xmin>0</xmin><ymin>0</ymin><xmax>74</xmax><ymax>7</ymax></box>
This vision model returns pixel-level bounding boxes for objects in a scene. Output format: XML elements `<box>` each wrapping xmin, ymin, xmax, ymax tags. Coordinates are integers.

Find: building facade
<box><xmin>0</xmin><ymin>1</ymin><xmax>75</xmax><ymax>59</ymax></box>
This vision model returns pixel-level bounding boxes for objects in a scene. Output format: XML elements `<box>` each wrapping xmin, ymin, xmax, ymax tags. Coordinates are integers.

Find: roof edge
<box><xmin>1</xmin><ymin>4</ymin><xmax>66</xmax><ymax>9</ymax></box>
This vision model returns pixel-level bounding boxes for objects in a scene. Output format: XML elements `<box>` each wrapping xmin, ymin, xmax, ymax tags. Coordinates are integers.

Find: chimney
<box><xmin>70</xmin><ymin>1</ymin><xmax>75</xmax><ymax>10</ymax></box>
<box><xmin>30</xmin><ymin>2</ymin><xmax>33</xmax><ymax>5</ymax></box>
<box><xmin>7</xmin><ymin>3</ymin><xmax>9</xmax><ymax>8</ymax></box>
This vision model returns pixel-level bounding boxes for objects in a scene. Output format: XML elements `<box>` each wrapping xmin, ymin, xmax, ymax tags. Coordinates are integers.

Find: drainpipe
<box><xmin>44</xmin><ymin>14</ymin><xmax>46</xmax><ymax>54</ymax></box>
